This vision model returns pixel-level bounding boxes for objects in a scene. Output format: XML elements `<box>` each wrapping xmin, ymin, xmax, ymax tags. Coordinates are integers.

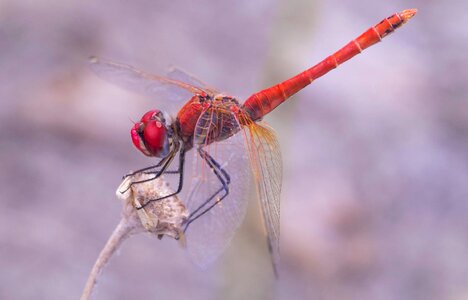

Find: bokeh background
<box><xmin>1</xmin><ymin>0</ymin><xmax>467</xmax><ymax>299</ymax></box>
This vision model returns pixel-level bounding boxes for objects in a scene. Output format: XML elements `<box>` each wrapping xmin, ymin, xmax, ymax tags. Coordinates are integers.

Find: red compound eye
<box><xmin>130</xmin><ymin>123</ymin><xmax>144</xmax><ymax>153</ymax></box>
<box><xmin>140</xmin><ymin>109</ymin><xmax>162</xmax><ymax>123</ymax></box>
<box><xmin>142</xmin><ymin>120</ymin><xmax>167</xmax><ymax>156</ymax></box>
<box><xmin>130</xmin><ymin>110</ymin><xmax>169</xmax><ymax>157</ymax></box>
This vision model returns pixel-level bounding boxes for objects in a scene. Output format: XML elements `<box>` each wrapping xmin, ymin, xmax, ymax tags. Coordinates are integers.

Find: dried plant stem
<box><xmin>80</xmin><ymin>217</ymin><xmax>136</xmax><ymax>300</ymax></box>
<box><xmin>80</xmin><ymin>175</ymin><xmax>187</xmax><ymax>299</ymax></box>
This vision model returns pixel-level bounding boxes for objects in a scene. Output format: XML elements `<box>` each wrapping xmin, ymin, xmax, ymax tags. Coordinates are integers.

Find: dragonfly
<box><xmin>90</xmin><ymin>9</ymin><xmax>416</xmax><ymax>273</ymax></box>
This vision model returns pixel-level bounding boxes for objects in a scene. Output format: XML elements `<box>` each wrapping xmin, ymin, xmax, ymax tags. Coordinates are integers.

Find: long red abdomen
<box><xmin>243</xmin><ymin>9</ymin><xmax>417</xmax><ymax>121</ymax></box>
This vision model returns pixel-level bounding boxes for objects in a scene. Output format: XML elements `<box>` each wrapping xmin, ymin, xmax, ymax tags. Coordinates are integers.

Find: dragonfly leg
<box><xmin>120</xmin><ymin>140</ymin><xmax>181</xmax><ymax>193</ymax></box>
<box><xmin>122</xmin><ymin>158</ymin><xmax>166</xmax><ymax>179</ymax></box>
<box><xmin>183</xmin><ymin>147</ymin><xmax>231</xmax><ymax>232</ymax></box>
<box><xmin>120</xmin><ymin>155</ymin><xmax>173</xmax><ymax>194</ymax></box>
<box><xmin>136</xmin><ymin>145</ymin><xmax>186</xmax><ymax>209</ymax></box>
<box><xmin>144</xmin><ymin>169</ymin><xmax>179</xmax><ymax>175</ymax></box>
<box><xmin>122</xmin><ymin>143</ymin><xmax>182</xmax><ymax>181</ymax></box>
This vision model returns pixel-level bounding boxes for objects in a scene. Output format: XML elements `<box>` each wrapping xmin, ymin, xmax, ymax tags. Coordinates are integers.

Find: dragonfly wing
<box><xmin>89</xmin><ymin>57</ymin><xmax>207</xmax><ymax>115</ymax></box>
<box><xmin>183</xmin><ymin>108</ymin><xmax>251</xmax><ymax>268</ymax></box>
<box><xmin>243</xmin><ymin>121</ymin><xmax>282</xmax><ymax>275</ymax></box>
<box><xmin>166</xmin><ymin>66</ymin><xmax>220</xmax><ymax>95</ymax></box>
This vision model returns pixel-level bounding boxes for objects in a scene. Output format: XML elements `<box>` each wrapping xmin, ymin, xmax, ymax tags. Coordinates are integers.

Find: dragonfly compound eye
<box><xmin>130</xmin><ymin>110</ymin><xmax>170</xmax><ymax>157</ymax></box>
<box><xmin>142</xmin><ymin>120</ymin><xmax>169</xmax><ymax>157</ymax></box>
<box><xmin>140</xmin><ymin>109</ymin><xmax>164</xmax><ymax>123</ymax></box>
<box><xmin>131</xmin><ymin>122</ymin><xmax>150</xmax><ymax>156</ymax></box>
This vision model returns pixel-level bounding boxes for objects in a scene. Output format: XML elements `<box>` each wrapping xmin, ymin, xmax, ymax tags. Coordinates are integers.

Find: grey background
<box><xmin>1</xmin><ymin>0</ymin><xmax>467</xmax><ymax>299</ymax></box>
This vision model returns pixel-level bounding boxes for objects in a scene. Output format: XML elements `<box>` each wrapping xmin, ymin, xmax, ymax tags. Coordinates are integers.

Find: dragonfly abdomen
<box><xmin>242</xmin><ymin>9</ymin><xmax>417</xmax><ymax>121</ymax></box>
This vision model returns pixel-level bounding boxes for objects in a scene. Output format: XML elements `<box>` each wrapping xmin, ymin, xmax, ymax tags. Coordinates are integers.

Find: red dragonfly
<box><xmin>91</xmin><ymin>9</ymin><xmax>416</xmax><ymax>272</ymax></box>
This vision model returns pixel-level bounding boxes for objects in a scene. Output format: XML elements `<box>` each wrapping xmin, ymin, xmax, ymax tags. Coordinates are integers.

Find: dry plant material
<box><xmin>80</xmin><ymin>173</ymin><xmax>188</xmax><ymax>300</ymax></box>
<box><xmin>117</xmin><ymin>173</ymin><xmax>189</xmax><ymax>239</ymax></box>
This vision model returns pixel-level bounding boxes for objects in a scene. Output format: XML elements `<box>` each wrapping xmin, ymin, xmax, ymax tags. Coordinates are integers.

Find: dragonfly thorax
<box><xmin>131</xmin><ymin>109</ymin><xmax>173</xmax><ymax>157</ymax></box>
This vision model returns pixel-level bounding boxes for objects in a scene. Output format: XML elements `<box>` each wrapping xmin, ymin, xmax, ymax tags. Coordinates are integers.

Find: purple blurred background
<box><xmin>1</xmin><ymin>0</ymin><xmax>467</xmax><ymax>299</ymax></box>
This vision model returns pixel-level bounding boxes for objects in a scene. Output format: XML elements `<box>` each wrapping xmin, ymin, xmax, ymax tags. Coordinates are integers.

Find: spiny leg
<box><xmin>122</xmin><ymin>155</ymin><xmax>169</xmax><ymax>179</ymax></box>
<box><xmin>137</xmin><ymin>145</ymin><xmax>187</xmax><ymax>209</ymax></box>
<box><xmin>183</xmin><ymin>147</ymin><xmax>231</xmax><ymax>232</ymax></box>
<box><xmin>120</xmin><ymin>153</ymin><xmax>174</xmax><ymax>194</ymax></box>
<box><xmin>121</xmin><ymin>140</ymin><xmax>182</xmax><ymax>193</ymax></box>
<box><xmin>187</xmin><ymin>148</ymin><xmax>231</xmax><ymax>218</ymax></box>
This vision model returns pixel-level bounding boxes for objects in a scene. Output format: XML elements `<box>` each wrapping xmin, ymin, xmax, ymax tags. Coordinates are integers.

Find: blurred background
<box><xmin>1</xmin><ymin>0</ymin><xmax>467</xmax><ymax>299</ymax></box>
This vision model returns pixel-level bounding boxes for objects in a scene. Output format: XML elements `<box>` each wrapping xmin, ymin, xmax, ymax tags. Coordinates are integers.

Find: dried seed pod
<box><xmin>116</xmin><ymin>173</ymin><xmax>188</xmax><ymax>241</ymax></box>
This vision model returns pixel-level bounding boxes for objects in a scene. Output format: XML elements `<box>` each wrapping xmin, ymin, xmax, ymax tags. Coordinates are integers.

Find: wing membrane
<box><xmin>89</xmin><ymin>57</ymin><xmax>207</xmax><ymax>114</ymax></box>
<box><xmin>183</xmin><ymin>107</ymin><xmax>251</xmax><ymax>268</ymax></box>
<box><xmin>242</xmin><ymin>120</ymin><xmax>282</xmax><ymax>274</ymax></box>
<box><xmin>166</xmin><ymin>66</ymin><xmax>220</xmax><ymax>95</ymax></box>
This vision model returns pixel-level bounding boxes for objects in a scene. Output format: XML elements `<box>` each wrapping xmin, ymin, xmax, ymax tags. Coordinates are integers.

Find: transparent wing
<box><xmin>166</xmin><ymin>66</ymin><xmax>220</xmax><ymax>95</ymax></box>
<box><xmin>183</xmin><ymin>107</ymin><xmax>251</xmax><ymax>268</ymax></box>
<box><xmin>242</xmin><ymin>119</ymin><xmax>282</xmax><ymax>275</ymax></box>
<box><xmin>89</xmin><ymin>57</ymin><xmax>207</xmax><ymax>115</ymax></box>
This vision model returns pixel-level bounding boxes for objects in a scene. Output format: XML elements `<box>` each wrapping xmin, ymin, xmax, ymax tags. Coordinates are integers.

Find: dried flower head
<box><xmin>116</xmin><ymin>173</ymin><xmax>189</xmax><ymax>241</ymax></box>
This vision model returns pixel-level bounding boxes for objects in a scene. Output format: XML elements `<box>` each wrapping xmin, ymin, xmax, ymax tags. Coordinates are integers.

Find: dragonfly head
<box><xmin>131</xmin><ymin>109</ymin><xmax>171</xmax><ymax>157</ymax></box>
